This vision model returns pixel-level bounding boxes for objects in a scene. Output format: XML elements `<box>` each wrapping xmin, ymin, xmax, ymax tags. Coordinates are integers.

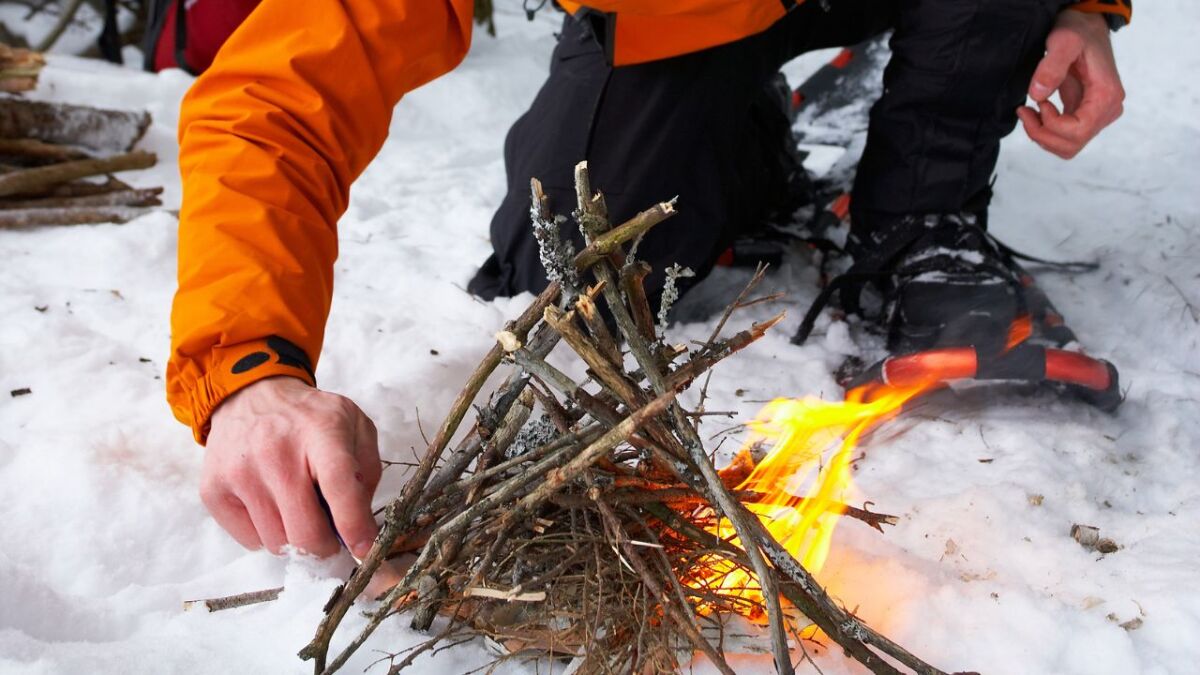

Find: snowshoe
<box><xmin>793</xmin><ymin>211</ymin><xmax>1122</xmax><ymax>412</ymax></box>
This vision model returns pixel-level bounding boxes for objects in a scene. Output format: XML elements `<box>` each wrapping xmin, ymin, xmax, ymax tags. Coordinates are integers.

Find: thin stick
<box><xmin>183</xmin><ymin>587</ymin><xmax>283</xmax><ymax>612</ymax></box>
<box><xmin>665</xmin><ymin>312</ymin><xmax>785</xmax><ymax>391</ymax></box>
<box><xmin>620</xmin><ymin>261</ymin><xmax>658</xmax><ymax>344</ymax></box>
<box><xmin>34</xmin><ymin>0</ymin><xmax>85</xmax><ymax>51</ymax></box>
<box><xmin>575</xmin><ymin>291</ymin><xmax>623</xmax><ymax>366</ymax></box>
<box><xmin>704</xmin><ymin>264</ymin><xmax>769</xmax><ymax>347</ymax></box>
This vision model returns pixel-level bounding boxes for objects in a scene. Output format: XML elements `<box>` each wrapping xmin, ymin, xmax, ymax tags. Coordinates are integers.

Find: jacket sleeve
<box><xmin>1068</xmin><ymin>0</ymin><xmax>1132</xmax><ymax>28</ymax></box>
<box><xmin>168</xmin><ymin>0</ymin><xmax>474</xmax><ymax>443</ymax></box>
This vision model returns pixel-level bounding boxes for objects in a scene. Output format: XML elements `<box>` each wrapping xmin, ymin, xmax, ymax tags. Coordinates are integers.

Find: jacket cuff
<box><xmin>1068</xmin><ymin>0</ymin><xmax>1132</xmax><ymax>30</ymax></box>
<box><xmin>183</xmin><ymin>336</ymin><xmax>317</xmax><ymax>444</ymax></box>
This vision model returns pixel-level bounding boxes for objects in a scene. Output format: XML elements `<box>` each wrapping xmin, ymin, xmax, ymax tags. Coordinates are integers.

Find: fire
<box><xmin>689</xmin><ymin>382</ymin><xmax>927</xmax><ymax>614</ymax></box>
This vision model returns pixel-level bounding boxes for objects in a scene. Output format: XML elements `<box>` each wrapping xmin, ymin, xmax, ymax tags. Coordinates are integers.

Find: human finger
<box><xmin>273</xmin><ymin>479</ymin><xmax>342</xmax><ymax>558</ymax></box>
<box><xmin>311</xmin><ymin>438</ymin><xmax>379</xmax><ymax>560</ymax></box>
<box><xmin>238</xmin><ymin>481</ymin><xmax>289</xmax><ymax>553</ymax></box>
<box><xmin>200</xmin><ymin>484</ymin><xmax>263</xmax><ymax>550</ymax></box>
<box><xmin>354</xmin><ymin>413</ymin><xmax>382</xmax><ymax>493</ymax></box>
<box><xmin>1060</xmin><ymin>75</ymin><xmax>1084</xmax><ymax>115</ymax></box>
<box><xmin>1029</xmin><ymin>32</ymin><xmax>1081</xmax><ymax>101</ymax></box>
<box><xmin>1017</xmin><ymin>105</ymin><xmax>1078</xmax><ymax>158</ymax></box>
<box><xmin>1037</xmin><ymin>99</ymin><xmax>1100</xmax><ymax>148</ymax></box>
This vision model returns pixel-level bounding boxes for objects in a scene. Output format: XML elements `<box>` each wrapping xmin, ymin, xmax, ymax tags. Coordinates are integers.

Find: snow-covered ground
<box><xmin>2</xmin><ymin>3</ymin><xmax>1198</xmax><ymax>674</ymax></box>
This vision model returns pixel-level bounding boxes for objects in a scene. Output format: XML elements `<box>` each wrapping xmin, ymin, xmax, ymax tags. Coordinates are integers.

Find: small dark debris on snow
<box><xmin>1108</xmin><ymin>613</ymin><xmax>1144</xmax><ymax>631</ymax></box>
<box><xmin>978</xmin><ymin>458</ymin><xmax>994</xmax><ymax>463</ymax></box>
<box><xmin>430</xmin><ymin>349</ymin><xmax>439</xmax><ymax>356</ymax></box>
<box><xmin>1072</xmin><ymin>524</ymin><xmax>1100</xmax><ymax>547</ymax></box>
<box><xmin>34</xmin><ymin>305</ymin><xmax>47</xmax><ymax>312</ymax></box>
<box><xmin>1120</xmin><ymin>617</ymin><xmax>1144</xmax><ymax>631</ymax></box>
<box><xmin>1072</xmin><ymin>523</ymin><xmax>1121</xmax><ymax>554</ymax></box>
<box><xmin>10</xmin><ymin>387</ymin><xmax>32</xmax><ymax>397</ymax></box>
<box><xmin>139</xmin><ymin>357</ymin><xmax>152</xmax><ymax>363</ymax></box>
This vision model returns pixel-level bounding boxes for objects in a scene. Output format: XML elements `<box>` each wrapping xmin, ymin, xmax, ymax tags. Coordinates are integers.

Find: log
<box><xmin>0</xmin><ymin>204</ymin><xmax>156</xmax><ymax>228</ymax></box>
<box><xmin>0</xmin><ymin>186</ymin><xmax>162</xmax><ymax>210</ymax></box>
<box><xmin>0</xmin><ymin>137</ymin><xmax>89</xmax><ymax>163</ymax></box>
<box><xmin>0</xmin><ymin>151</ymin><xmax>156</xmax><ymax>197</ymax></box>
<box><xmin>0</xmin><ymin>99</ymin><xmax>151</xmax><ymax>153</ymax></box>
<box><xmin>0</xmin><ymin>175</ymin><xmax>131</xmax><ymax>201</ymax></box>
<box><xmin>0</xmin><ymin>44</ymin><xmax>44</xmax><ymax>93</ymax></box>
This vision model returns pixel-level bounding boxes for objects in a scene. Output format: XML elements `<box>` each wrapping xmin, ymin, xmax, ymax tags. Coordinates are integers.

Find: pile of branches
<box><xmin>300</xmin><ymin>163</ymin><xmax>951</xmax><ymax>675</ymax></box>
<box><xmin>0</xmin><ymin>49</ymin><xmax>162</xmax><ymax>229</ymax></box>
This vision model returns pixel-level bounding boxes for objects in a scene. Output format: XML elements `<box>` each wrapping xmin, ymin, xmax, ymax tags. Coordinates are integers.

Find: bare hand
<box><xmin>1017</xmin><ymin>9</ymin><xmax>1124</xmax><ymax>159</ymax></box>
<box><xmin>201</xmin><ymin>377</ymin><xmax>382</xmax><ymax>559</ymax></box>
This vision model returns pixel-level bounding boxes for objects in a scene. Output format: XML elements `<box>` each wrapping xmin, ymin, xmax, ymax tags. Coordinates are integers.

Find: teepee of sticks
<box><xmin>300</xmin><ymin>162</ymin><xmax>954</xmax><ymax>675</ymax></box>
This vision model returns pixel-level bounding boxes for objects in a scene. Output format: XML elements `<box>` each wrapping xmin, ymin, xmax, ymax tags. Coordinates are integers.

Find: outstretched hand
<box><xmin>1017</xmin><ymin>9</ymin><xmax>1124</xmax><ymax>159</ymax></box>
<box><xmin>201</xmin><ymin>376</ymin><xmax>382</xmax><ymax>560</ymax></box>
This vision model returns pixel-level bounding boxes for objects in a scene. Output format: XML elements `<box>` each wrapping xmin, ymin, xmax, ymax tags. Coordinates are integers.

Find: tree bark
<box><xmin>0</xmin><ymin>151</ymin><xmax>156</xmax><ymax>197</ymax></box>
<box><xmin>0</xmin><ymin>98</ymin><xmax>150</xmax><ymax>153</ymax></box>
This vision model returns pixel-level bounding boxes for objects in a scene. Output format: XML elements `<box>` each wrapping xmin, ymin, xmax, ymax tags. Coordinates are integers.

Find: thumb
<box><xmin>1029</xmin><ymin>36</ymin><xmax>1079</xmax><ymax>101</ymax></box>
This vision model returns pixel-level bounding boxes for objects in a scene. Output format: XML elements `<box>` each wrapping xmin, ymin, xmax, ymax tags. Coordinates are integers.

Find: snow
<box><xmin>2</xmin><ymin>3</ymin><xmax>1198</xmax><ymax>674</ymax></box>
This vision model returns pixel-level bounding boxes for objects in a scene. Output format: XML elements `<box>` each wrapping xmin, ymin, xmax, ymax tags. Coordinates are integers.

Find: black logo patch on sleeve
<box><xmin>231</xmin><ymin>351</ymin><xmax>271</xmax><ymax>374</ymax></box>
<box><xmin>266</xmin><ymin>335</ymin><xmax>316</xmax><ymax>381</ymax></box>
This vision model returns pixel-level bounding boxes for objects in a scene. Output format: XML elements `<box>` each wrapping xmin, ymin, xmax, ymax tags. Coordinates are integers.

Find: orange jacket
<box><xmin>168</xmin><ymin>0</ymin><xmax>1132</xmax><ymax>443</ymax></box>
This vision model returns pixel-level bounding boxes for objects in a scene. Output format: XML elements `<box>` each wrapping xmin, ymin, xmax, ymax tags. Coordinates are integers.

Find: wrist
<box><xmin>183</xmin><ymin>335</ymin><xmax>318</xmax><ymax>444</ymax></box>
<box><xmin>1062</xmin><ymin>7</ymin><xmax>1120</xmax><ymax>34</ymax></box>
<box><xmin>1062</xmin><ymin>8</ymin><xmax>1107</xmax><ymax>30</ymax></box>
<box><xmin>211</xmin><ymin>374</ymin><xmax>313</xmax><ymax>423</ymax></box>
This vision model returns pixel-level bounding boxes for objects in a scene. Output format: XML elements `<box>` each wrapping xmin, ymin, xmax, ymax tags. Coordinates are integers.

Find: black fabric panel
<box><xmin>469</xmin><ymin>0</ymin><xmax>894</xmax><ymax>306</ymax></box>
<box><xmin>850</xmin><ymin>0</ymin><xmax>1075</xmax><ymax>252</ymax></box>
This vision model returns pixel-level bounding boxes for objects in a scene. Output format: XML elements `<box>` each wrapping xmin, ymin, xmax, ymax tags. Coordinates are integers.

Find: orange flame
<box><xmin>689</xmin><ymin>383</ymin><xmax>928</xmax><ymax>614</ymax></box>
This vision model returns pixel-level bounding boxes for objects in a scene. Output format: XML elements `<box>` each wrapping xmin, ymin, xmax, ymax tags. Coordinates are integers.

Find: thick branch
<box><xmin>0</xmin><ymin>186</ymin><xmax>162</xmax><ymax>210</ymax></box>
<box><xmin>0</xmin><ymin>204</ymin><xmax>156</xmax><ymax>228</ymax></box>
<box><xmin>0</xmin><ymin>151</ymin><xmax>156</xmax><ymax>198</ymax></box>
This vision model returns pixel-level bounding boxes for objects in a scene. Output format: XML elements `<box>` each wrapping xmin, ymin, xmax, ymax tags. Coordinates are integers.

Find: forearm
<box><xmin>168</xmin><ymin>0</ymin><xmax>474</xmax><ymax>442</ymax></box>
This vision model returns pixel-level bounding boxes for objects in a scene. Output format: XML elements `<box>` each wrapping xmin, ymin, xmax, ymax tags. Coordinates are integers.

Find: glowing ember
<box><xmin>689</xmin><ymin>383</ymin><xmax>928</xmax><ymax>615</ymax></box>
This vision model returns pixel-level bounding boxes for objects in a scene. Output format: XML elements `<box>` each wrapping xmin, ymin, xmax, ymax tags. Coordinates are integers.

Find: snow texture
<box><xmin>2</xmin><ymin>4</ymin><xmax>1199</xmax><ymax>674</ymax></box>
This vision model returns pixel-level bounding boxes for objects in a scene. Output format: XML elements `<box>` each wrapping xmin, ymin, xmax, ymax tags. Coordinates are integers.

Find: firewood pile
<box><xmin>0</xmin><ymin>44</ymin><xmax>162</xmax><ymax>229</ymax></box>
<box><xmin>299</xmin><ymin>163</ymin><xmax>955</xmax><ymax>675</ymax></box>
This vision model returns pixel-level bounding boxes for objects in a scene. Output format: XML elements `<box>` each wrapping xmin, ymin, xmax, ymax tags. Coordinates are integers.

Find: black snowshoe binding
<box><xmin>792</xmin><ymin>210</ymin><xmax>1122</xmax><ymax>412</ymax></box>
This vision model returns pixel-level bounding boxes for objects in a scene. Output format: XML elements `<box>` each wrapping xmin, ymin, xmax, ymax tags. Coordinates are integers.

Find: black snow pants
<box><xmin>468</xmin><ymin>0</ymin><xmax>1074</xmax><ymax>306</ymax></box>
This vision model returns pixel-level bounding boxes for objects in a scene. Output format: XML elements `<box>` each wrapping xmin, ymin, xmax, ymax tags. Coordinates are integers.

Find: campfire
<box><xmin>690</xmin><ymin>384</ymin><xmax>923</xmax><ymax>615</ymax></box>
<box><xmin>300</xmin><ymin>163</ymin><xmax>955</xmax><ymax>675</ymax></box>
